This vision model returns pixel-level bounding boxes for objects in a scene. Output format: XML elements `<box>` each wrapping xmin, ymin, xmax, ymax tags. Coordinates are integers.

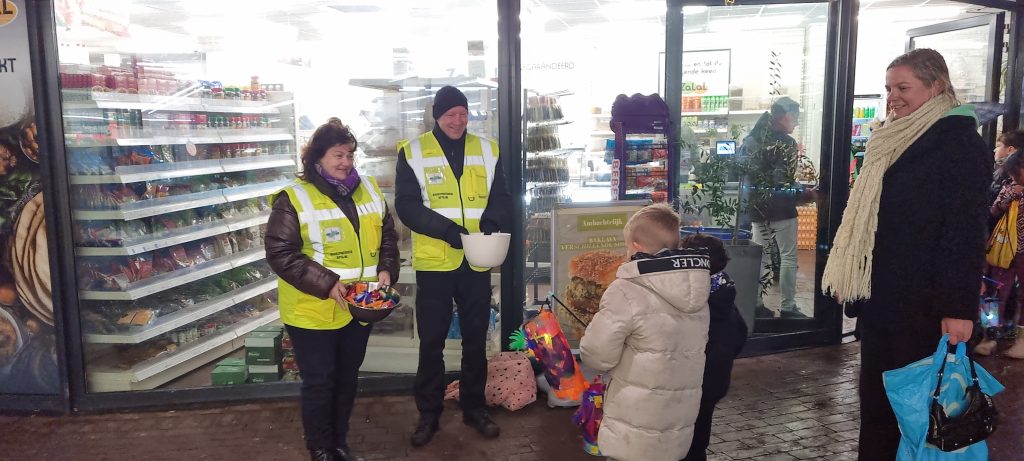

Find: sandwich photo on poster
<box><xmin>551</xmin><ymin>202</ymin><xmax>646</xmax><ymax>343</ymax></box>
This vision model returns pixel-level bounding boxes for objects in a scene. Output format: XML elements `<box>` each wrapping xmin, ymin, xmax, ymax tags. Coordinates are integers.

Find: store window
<box><xmin>681</xmin><ymin>3</ymin><xmax>829</xmax><ymax>336</ymax></box>
<box><xmin>521</xmin><ymin>1</ymin><xmax>667</xmax><ymax>342</ymax></box>
<box><xmin>54</xmin><ymin>0</ymin><xmax>498</xmax><ymax>393</ymax></box>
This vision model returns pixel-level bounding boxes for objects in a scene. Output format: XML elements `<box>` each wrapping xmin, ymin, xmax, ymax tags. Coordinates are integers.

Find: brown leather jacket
<box><xmin>265</xmin><ymin>172</ymin><xmax>400</xmax><ymax>300</ymax></box>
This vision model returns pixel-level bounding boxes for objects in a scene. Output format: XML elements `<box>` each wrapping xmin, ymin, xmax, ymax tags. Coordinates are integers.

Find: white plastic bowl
<box><xmin>461</xmin><ymin>232</ymin><xmax>511</xmax><ymax>268</ymax></box>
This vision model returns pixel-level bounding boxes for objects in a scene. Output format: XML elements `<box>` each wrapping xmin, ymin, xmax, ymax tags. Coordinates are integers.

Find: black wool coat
<box><xmin>854</xmin><ymin>114</ymin><xmax>992</xmax><ymax>328</ymax></box>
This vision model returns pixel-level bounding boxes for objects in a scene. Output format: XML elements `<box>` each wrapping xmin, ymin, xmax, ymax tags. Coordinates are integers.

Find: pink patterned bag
<box><xmin>444</xmin><ymin>351</ymin><xmax>538</xmax><ymax>411</ymax></box>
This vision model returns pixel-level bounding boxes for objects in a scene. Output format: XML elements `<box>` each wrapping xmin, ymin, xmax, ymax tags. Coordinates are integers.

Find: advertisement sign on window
<box><xmin>0</xmin><ymin>0</ymin><xmax>60</xmax><ymax>394</ymax></box>
<box><xmin>550</xmin><ymin>201</ymin><xmax>646</xmax><ymax>343</ymax></box>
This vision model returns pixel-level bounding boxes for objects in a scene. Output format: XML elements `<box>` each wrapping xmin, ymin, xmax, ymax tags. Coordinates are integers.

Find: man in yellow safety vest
<box><xmin>395</xmin><ymin>85</ymin><xmax>510</xmax><ymax>447</ymax></box>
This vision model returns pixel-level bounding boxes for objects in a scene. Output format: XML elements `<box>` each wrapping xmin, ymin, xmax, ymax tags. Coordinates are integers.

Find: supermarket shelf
<box><xmin>70</xmin><ymin>155</ymin><xmax>295</xmax><ymax>184</ymax></box>
<box><xmin>527</xmin><ymin>148</ymin><xmax>582</xmax><ymax>157</ymax></box>
<box><xmin>84</xmin><ymin>278</ymin><xmax>278</xmax><ymax>344</ymax></box>
<box><xmin>681</xmin><ymin>111</ymin><xmax>728</xmax><ymax>116</ymax></box>
<box><xmin>86</xmin><ymin>308</ymin><xmax>281</xmax><ymax>391</ymax></box>
<box><xmin>73</xmin><ymin>179</ymin><xmax>290</xmax><ymax>221</ymax></box>
<box><xmin>527</xmin><ymin>119</ymin><xmax>572</xmax><ymax>128</ymax></box>
<box><xmin>76</xmin><ymin>211</ymin><xmax>271</xmax><ymax>256</ymax></box>
<box><xmin>729</xmin><ymin>109</ymin><xmax>768</xmax><ymax>115</ymax></box>
<box><xmin>64</xmin><ymin>129</ymin><xmax>294</xmax><ymax>147</ymax></box>
<box><xmin>62</xmin><ymin>91</ymin><xmax>284</xmax><ymax>114</ymax></box>
<box><xmin>398</xmin><ymin>266</ymin><xmax>500</xmax><ymax>287</ymax></box>
<box><xmin>79</xmin><ymin>247</ymin><xmax>267</xmax><ymax>301</ymax></box>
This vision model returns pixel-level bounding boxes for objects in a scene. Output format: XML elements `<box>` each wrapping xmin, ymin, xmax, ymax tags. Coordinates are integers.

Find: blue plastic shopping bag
<box><xmin>883</xmin><ymin>335</ymin><xmax>1004</xmax><ymax>460</ymax></box>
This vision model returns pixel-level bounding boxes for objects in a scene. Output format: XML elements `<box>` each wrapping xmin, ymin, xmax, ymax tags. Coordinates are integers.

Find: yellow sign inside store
<box><xmin>0</xmin><ymin>0</ymin><xmax>17</xmax><ymax>28</ymax></box>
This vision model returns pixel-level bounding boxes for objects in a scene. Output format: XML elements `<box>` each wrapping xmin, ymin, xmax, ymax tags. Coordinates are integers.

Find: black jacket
<box><xmin>394</xmin><ymin>126</ymin><xmax>512</xmax><ymax>241</ymax></box>
<box><xmin>265</xmin><ymin>172</ymin><xmax>400</xmax><ymax>300</ymax></box>
<box><xmin>739</xmin><ymin>116</ymin><xmax>809</xmax><ymax>223</ymax></box>
<box><xmin>701</xmin><ymin>273</ymin><xmax>748</xmax><ymax>404</ymax></box>
<box><xmin>855</xmin><ymin>115</ymin><xmax>992</xmax><ymax>327</ymax></box>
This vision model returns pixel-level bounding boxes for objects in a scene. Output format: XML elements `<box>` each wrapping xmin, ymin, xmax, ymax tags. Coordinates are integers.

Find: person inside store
<box><xmin>982</xmin><ymin>137</ymin><xmax>1024</xmax><ymax>359</ymax></box>
<box><xmin>739</xmin><ymin>96</ymin><xmax>814</xmax><ymax>319</ymax></box>
<box><xmin>394</xmin><ymin>85</ymin><xmax>512</xmax><ymax>447</ymax></box>
<box><xmin>266</xmin><ymin>118</ymin><xmax>400</xmax><ymax>461</ymax></box>
<box><xmin>820</xmin><ymin>48</ymin><xmax>991</xmax><ymax>461</ymax></box>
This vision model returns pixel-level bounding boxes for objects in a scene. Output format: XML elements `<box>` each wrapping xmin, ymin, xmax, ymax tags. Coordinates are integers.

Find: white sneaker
<box><xmin>974</xmin><ymin>339</ymin><xmax>997</xmax><ymax>356</ymax></box>
<box><xmin>1005</xmin><ymin>331</ymin><xmax>1024</xmax><ymax>359</ymax></box>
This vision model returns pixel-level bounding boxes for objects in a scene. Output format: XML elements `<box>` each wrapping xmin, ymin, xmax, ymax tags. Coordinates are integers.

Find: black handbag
<box><xmin>926</xmin><ymin>346</ymin><xmax>998</xmax><ymax>452</ymax></box>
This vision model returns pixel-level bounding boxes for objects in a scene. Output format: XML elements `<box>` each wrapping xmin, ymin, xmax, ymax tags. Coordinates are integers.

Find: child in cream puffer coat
<box><xmin>580</xmin><ymin>204</ymin><xmax>711</xmax><ymax>461</ymax></box>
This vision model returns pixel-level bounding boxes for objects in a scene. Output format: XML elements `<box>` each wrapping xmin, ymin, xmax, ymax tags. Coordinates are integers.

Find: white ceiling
<box><xmin>65</xmin><ymin>0</ymin><xmax>1009</xmax><ymax>51</ymax></box>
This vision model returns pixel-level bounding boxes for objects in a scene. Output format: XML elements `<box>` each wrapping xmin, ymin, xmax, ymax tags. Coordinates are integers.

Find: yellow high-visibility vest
<box><xmin>276</xmin><ymin>176</ymin><xmax>385</xmax><ymax>329</ymax></box>
<box><xmin>399</xmin><ymin>132</ymin><xmax>498</xmax><ymax>272</ymax></box>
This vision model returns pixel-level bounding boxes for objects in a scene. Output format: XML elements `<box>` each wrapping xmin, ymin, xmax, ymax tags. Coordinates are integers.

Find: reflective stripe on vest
<box><xmin>401</xmin><ymin>132</ymin><xmax>499</xmax><ymax>272</ymax></box>
<box><xmin>276</xmin><ymin>177</ymin><xmax>385</xmax><ymax>329</ymax></box>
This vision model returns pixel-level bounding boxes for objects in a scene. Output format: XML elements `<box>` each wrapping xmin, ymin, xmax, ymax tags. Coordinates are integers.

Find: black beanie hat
<box><xmin>432</xmin><ymin>85</ymin><xmax>468</xmax><ymax>120</ymax></box>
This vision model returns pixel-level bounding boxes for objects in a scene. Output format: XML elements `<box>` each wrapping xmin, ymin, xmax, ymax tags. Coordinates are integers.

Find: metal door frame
<box><xmin>907</xmin><ymin>13</ymin><xmax>1006</xmax><ymax>144</ymax></box>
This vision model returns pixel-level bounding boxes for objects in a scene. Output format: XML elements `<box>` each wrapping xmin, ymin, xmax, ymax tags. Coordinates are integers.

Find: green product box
<box><xmin>248</xmin><ymin>364</ymin><xmax>282</xmax><ymax>383</ymax></box>
<box><xmin>253</xmin><ymin>324</ymin><xmax>284</xmax><ymax>334</ymax></box>
<box><xmin>216</xmin><ymin>357</ymin><xmax>245</xmax><ymax>368</ymax></box>
<box><xmin>211</xmin><ymin>365</ymin><xmax>248</xmax><ymax>386</ymax></box>
<box><xmin>245</xmin><ymin>330</ymin><xmax>282</xmax><ymax>365</ymax></box>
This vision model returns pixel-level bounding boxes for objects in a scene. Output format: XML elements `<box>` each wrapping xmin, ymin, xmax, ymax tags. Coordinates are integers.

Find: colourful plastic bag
<box><xmin>572</xmin><ymin>376</ymin><xmax>606</xmax><ymax>456</ymax></box>
<box><xmin>883</xmin><ymin>335</ymin><xmax>1004</xmax><ymax>460</ymax></box>
<box><xmin>986</xmin><ymin>201</ymin><xmax>1017</xmax><ymax>269</ymax></box>
<box><xmin>522</xmin><ymin>309</ymin><xmax>587</xmax><ymax>404</ymax></box>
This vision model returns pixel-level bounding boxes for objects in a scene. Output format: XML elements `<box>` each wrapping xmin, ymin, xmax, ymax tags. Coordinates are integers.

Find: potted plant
<box><xmin>680</xmin><ymin>125</ymin><xmax>763</xmax><ymax>332</ymax></box>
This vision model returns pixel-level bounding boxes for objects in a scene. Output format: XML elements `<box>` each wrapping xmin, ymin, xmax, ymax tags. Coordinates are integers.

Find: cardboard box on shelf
<box><xmin>211</xmin><ymin>364</ymin><xmax>248</xmax><ymax>386</ymax></box>
<box><xmin>216</xmin><ymin>357</ymin><xmax>245</xmax><ymax>368</ymax></box>
<box><xmin>248</xmin><ymin>364</ymin><xmax>282</xmax><ymax>383</ymax></box>
<box><xmin>245</xmin><ymin>330</ymin><xmax>282</xmax><ymax>365</ymax></box>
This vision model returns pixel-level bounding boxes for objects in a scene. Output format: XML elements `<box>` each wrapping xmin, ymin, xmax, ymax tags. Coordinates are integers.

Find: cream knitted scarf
<box><xmin>821</xmin><ymin>93</ymin><xmax>957</xmax><ymax>303</ymax></box>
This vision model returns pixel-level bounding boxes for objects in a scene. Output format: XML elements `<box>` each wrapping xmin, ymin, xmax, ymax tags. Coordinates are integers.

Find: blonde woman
<box><xmin>821</xmin><ymin>49</ymin><xmax>991</xmax><ymax>461</ymax></box>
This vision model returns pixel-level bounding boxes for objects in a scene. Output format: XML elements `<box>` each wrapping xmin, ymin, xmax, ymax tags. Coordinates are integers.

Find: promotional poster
<box><xmin>0</xmin><ymin>0</ymin><xmax>61</xmax><ymax>394</ymax></box>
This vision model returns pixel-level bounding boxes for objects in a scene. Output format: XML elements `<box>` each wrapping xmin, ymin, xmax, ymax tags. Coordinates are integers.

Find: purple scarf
<box><xmin>316</xmin><ymin>164</ymin><xmax>361</xmax><ymax>196</ymax></box>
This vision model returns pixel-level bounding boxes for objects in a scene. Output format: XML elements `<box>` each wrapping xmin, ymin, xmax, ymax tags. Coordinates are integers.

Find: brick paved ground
<box><xmin>1</xmin><ymin>341</ymin><xmax>1021</xmax><ymax>461</ymax></box>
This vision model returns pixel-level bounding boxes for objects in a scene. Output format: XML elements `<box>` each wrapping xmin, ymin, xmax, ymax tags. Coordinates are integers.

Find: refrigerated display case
<box><xmin>849</xmin><ymin>94</ymin><xmax>884</xmax><ymax>186</ymax></box>
<box><xmin>56</xmin><ymin>61</ymin><xmax>298</xmax><ymax>391</ymax></box>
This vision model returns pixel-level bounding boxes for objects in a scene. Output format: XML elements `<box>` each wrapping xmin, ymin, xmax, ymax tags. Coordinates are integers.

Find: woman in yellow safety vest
<box><xmin>266</xmin><ymin>118</ymin><xmax>399</xmax><ymax>461</ymax></box>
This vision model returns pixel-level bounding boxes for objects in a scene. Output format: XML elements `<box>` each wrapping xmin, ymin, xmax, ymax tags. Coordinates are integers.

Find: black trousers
<box><xmin>681</xmin><ymin>343</ymin><xmax>737</xmax><ymax>461</ymax></box>
<box><xmin>857</xmin><ymin>317</ymin><xmax>942</xmax><ymax>461</ymax></box>
<box><xmin>286</xmin><ymin>321</ymin><xmax>371</xmax><ymax>450</ymax></box>
<box><xmin>414</xmin><ymin>262</ymin><xmax>492</xmax><ymax>419</ymax></box>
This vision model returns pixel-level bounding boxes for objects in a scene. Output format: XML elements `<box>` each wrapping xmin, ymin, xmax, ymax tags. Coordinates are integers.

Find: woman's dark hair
<box><xmin>680</xmin><ymin>233</ymin><xmax>729</xmax><ymax>274</ymax></box>
<box><xmin>998</xmin><ymin>129</ymin><xmax>1024</xmax><ymax>152</ymax></box>
<box><xmin>297</xmin><ymin>117</ymin><xmax>357</xmax><ymax>180</ymax></box>
<box><xmin>1003</xmin><ymin>148</ymin><xmax>1024</xmax><ymax>179</ymax></box>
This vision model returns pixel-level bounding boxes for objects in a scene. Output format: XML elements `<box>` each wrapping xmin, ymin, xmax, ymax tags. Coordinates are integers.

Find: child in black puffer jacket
<box><xmin>680</xmin><ymin>233</ymin><xmax>749</xmax><ymax>461</ymax></box>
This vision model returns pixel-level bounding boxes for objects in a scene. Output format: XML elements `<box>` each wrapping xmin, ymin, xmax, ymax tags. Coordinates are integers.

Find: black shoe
<box><xmin>334</xmin><ymin>447</ymin><xmax>366</xmax><ymax>461</ymax></box>
<box><xmin>309</xmin><ymin>449</ymin><xmax>334</xmax><ymax>461</ymax></box>
<box><xmin>780</xmin><ymin>309</ymin><xmax>808</xmax><ymax>319</ymax></box>
<box><xmin>755</xmin><ymin>305</ymin><xmax>775</xmax><ymax>318</ymax></box>
<box><xmin>463</xmin><ymin>410</ymin><xmax>500</xmax><ymax>439</ymax></box>
<box><xmin>410</xmin><ymin>417</ymin><xmax>439</xmax><ymax>447</ymax></box>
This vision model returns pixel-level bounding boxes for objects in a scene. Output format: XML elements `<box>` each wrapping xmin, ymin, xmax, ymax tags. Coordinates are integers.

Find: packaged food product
<box><xmin>117</xmin><ymin>308</ymin><xmax>157</xmax><ymax>327</ymax></box>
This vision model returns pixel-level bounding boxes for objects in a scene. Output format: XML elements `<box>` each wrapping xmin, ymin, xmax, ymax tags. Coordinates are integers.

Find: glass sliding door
<box><xmin>681</xmin><ymin>2</ymin><xmax>830</xmax><ymax>339</ymax></box>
